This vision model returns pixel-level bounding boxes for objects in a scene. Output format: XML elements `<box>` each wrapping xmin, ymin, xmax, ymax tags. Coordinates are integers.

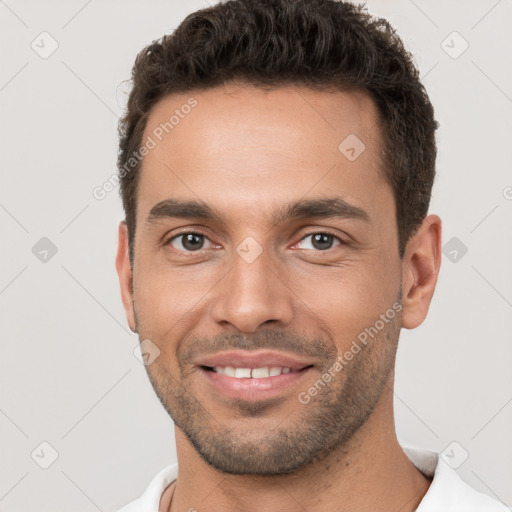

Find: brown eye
<box><xmin>296</xmin><ymin>232</ymin><xmax>342</xmax><ymax>251</ymax></box>
<box><xmin>168</xmin><ymin>233</ymin><xmax>211</xmax><ymax>252</ymax></box>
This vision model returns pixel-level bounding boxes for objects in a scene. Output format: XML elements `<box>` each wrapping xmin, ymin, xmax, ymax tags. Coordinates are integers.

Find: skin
<box><xmin>116</xmin><ymin>83</ymin><xmax>442</xmax><ymax>512</ymax></box>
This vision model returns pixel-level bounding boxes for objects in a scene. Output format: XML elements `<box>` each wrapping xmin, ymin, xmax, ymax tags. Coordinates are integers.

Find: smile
<box><xmin>205</xmin><ymin>366</ymin><xmax>298</xmax><ymax>378</ymax></box>
<box><xmin>199</xmin><ymin>364</ymin><xmax>314</xmax><ymax>401</ymax></box>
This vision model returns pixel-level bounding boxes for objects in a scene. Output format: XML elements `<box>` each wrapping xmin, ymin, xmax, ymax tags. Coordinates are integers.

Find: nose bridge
<box><xmin>211</xmin><ymin>239</ymin><xmax>294</xmax><ymax>332</ymax></box>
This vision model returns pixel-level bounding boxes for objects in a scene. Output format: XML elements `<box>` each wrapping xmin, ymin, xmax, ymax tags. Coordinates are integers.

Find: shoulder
<box><xmin>402</xmin><ymin>446</ymin><xmax>509</xmax><ymax>512</ymax></box>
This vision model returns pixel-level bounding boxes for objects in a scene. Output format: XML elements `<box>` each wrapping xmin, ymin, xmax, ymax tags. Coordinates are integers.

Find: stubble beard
<box><xmin>137</xmin><ymin>301</ymin><xmax>401</xmax><ymax>476</ymax></box>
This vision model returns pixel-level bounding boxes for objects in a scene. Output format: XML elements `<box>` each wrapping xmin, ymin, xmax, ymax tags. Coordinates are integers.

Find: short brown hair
<box><xmin>118</xmin><ymin>0</ymin><xmax>438</xmax><ymax>264</ymax></box>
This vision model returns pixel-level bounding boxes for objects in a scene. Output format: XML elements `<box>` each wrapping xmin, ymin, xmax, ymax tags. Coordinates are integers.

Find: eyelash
<box><xmin>164</xmin><ymin>230</ymin><xmax>346</xmax><ymax>253</ymax></box>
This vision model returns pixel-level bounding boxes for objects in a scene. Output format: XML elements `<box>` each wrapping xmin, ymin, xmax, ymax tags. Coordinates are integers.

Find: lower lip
<box><xmin>198</xmin><ymin>367</ymin><xmax>313</xmax><ymax>401</ymax></box>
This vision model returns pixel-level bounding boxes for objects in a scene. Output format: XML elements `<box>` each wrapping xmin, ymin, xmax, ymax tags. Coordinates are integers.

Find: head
<box><xmin>116</xmin><ymin>0</ymin><xmax>441</xmax><ymax>476</ymax></box>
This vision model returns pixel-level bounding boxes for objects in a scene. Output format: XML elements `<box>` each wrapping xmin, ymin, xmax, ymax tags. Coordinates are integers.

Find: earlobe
<box><xmin>115</xmin><ymin>221</ymin><xmax>137</xmax><ymax>333</ymax></box>
<box><xmin>401</xmin><ymin>214</ymin><xmax>442</xmax><ymax>330</ymax></box>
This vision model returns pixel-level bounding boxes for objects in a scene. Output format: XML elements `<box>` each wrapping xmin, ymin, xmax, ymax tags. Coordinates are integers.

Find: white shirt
<box><xmin>116</xmin><ymin>446</ymin><xmax>509</xmax><ymax>512</ymax></box>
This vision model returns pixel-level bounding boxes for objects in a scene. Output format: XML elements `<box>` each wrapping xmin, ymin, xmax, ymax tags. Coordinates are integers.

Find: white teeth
<box><xmin>234</xmin><ymin>368</ymin><xmax>252</xmax><ymax>378</ymax></box>
<box><xmin>212</xmin><ymin>366</ymin><xmax>292</xmax><ymax>378</ymax></box>
<box><xmin>251</xmin><ymin>367</ymin><xmax>270</xmax><ymax>378</ymax></box>
<box><xmin>223</xmin><ymin>366</ymin><xmax>236</xmax><ymax>377</ymax></box>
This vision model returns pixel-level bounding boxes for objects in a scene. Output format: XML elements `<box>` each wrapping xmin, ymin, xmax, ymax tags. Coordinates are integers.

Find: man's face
<box><xmin>124</xmin><ymin>84</ymin><xmax>404</xmax><ymax>475</ymax></box>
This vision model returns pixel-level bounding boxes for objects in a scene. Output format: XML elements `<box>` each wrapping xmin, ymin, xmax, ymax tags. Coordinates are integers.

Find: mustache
<box><xmin>178</xmin><ymin>330</ymin><xmax>336</xmax><ymax>366</ymax></box>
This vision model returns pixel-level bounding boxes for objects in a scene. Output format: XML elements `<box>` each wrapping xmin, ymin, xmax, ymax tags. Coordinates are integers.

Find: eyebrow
<box><xmin>146</xmin><ymin>197</ymin><xmax>370</xmax><ymax>226</ymax></box>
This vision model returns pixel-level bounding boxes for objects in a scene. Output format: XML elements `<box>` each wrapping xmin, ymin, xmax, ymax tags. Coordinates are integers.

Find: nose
<box><xmin>210</xmin><ymin>248</ymin><xmax>294</xmax><ymax>333</ymax></box>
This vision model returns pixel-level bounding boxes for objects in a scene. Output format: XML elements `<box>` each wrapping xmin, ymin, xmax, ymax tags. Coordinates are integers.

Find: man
<box><xmin>115</xmin><ymin>1</ymin><xmax>508</xmax><ymax>511</ymax></box>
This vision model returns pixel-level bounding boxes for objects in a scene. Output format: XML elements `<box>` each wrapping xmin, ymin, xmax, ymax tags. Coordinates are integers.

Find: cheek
<box><xmin>290</xmin><ymin>258</ymin><xmax>400</xmax><ymax>341</ymax></box>
<box><xmin>133</xmin><ymin>260</ymin><xmax>216</xmax><ymax>332</ymax></box>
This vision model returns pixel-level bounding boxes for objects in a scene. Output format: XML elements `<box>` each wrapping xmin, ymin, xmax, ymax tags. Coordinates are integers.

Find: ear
<box><xmin>401</xmin><ymin>214</ymin><xmax>442</xmax><ymax>329</ymax></box>
<box><xmin>115</xmin><ymin>221</ymin><xmax>137</xmax><ymax>332</ymax></box>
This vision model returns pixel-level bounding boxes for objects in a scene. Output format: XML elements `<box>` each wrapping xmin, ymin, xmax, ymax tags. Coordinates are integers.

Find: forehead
<box><xmin>137</xmin><ymin>83</ymin><xmax>390</xmax><ymax>225</ymax></box>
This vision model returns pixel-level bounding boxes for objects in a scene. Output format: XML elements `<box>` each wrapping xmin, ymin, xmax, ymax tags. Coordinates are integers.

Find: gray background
<box><xmin>1</xmin><ymin>0</ymin><xmax>511</xmax><ymax>510</ymax></box>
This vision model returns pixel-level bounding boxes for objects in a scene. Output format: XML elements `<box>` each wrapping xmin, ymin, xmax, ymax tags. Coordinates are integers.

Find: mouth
<box><xmin>201</xmin><ymin>365</ymin><xmax>313</xmax><ymax>378</ymax></box>
<box><xmin>194</xmin><ymin>350</ymin><xmax>316</xmax><ymax>401</ymax></box>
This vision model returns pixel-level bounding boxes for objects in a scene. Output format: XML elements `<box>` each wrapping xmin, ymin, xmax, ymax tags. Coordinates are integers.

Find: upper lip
<box><xmin>195</xmin><ymin>350</ymin><xmax>314</xmax><ymax>371</ymax></box>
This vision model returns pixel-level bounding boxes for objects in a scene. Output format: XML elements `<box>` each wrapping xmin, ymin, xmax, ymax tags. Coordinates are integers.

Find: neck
<box><xmin>166</xmin><ymin>383</ymin><xmax>431</xmax><ymax>512</ymax></box>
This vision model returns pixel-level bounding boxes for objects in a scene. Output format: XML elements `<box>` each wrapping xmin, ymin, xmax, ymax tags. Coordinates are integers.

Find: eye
<box><xmin>295</xmin><ymin>232</ymin><xmax>343</xmax><ymax>251</ymax></box>
<box><xmin>166</xmin><ymin>232</ymin><xmax>214</xmax><ymax>252</ymax></box>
